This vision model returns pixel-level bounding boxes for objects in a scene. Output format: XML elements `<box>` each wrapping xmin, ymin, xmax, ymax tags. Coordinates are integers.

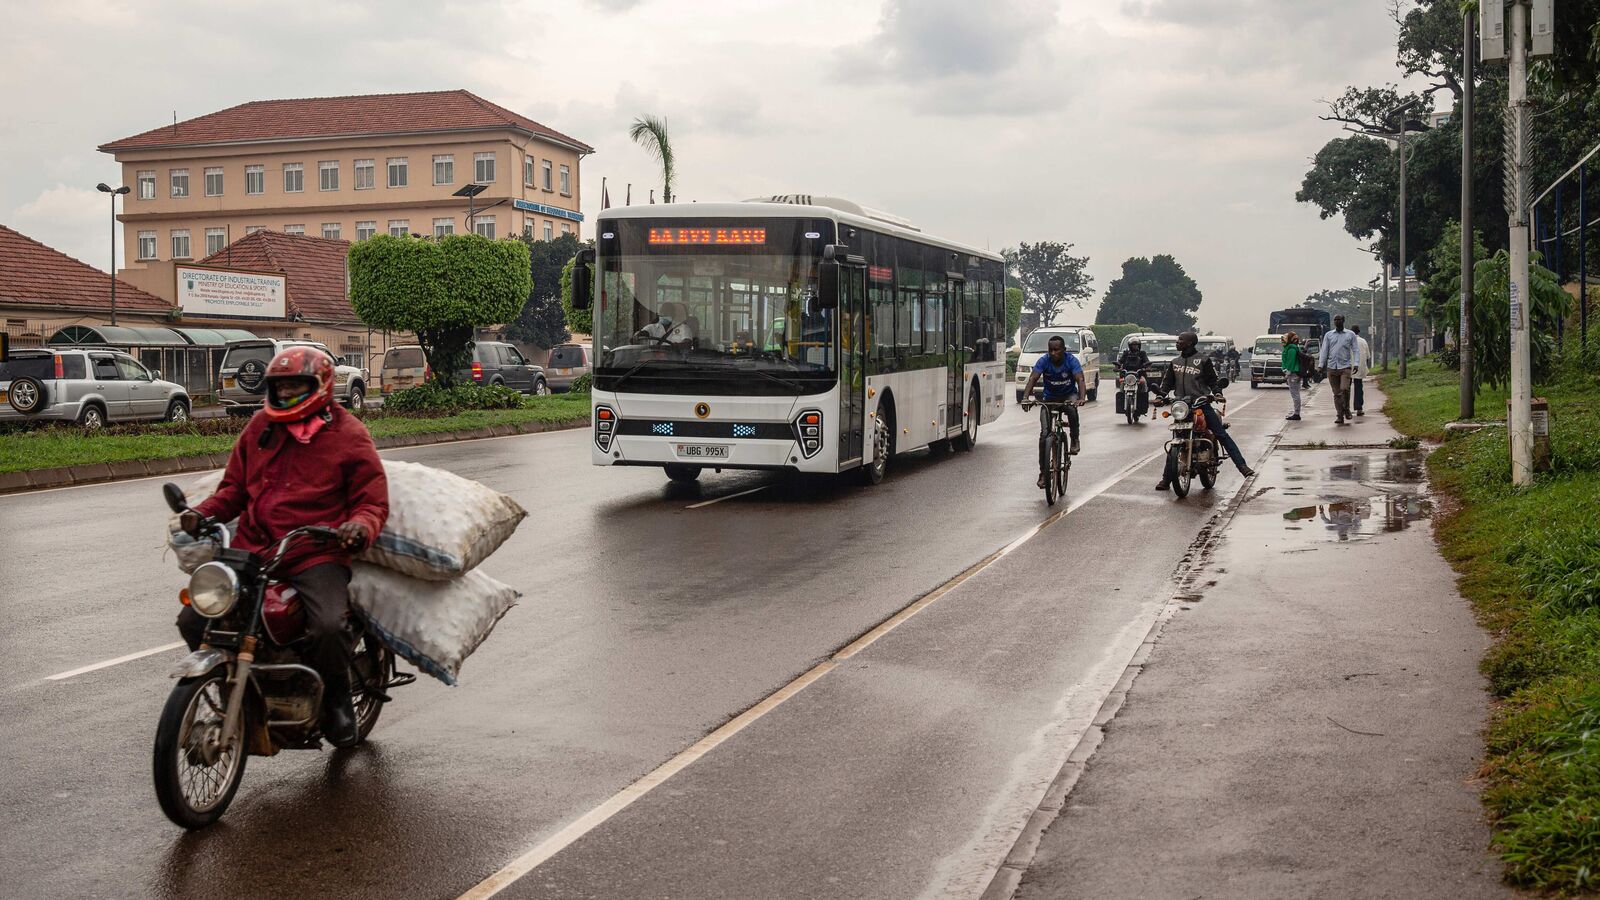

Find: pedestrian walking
<box><xmin>1281</xmin><ymin>331</ymin><xmax>1307</xmax><ymax>420</ymax></box>
<box><xmin>1317</xmin><ymin>315</ymin><xmax>1360</xmax><ymax>425</ymax></box>
<box><xmin>1350</xmin><ymin>324</ymin><xmax>1371</xmax><ymax>418</ymax></box>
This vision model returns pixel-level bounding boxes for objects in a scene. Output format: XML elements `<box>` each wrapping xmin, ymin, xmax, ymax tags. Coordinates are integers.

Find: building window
<box><xmin>474</xmin><ymin>216</ymin><xmax>496</xmax><ymax>239</ymax></box>
<box><xmin>245</xmin><ymin>165</ymin><xmax>265</xmax><ymax>195</ymax></box>
<box><xmin>433</xmin><ymin>155</ymin><xmax>453</xmax><ymax>185</ymax></box>
<box><xmin>541</xmin><ymin>159</ymin><xmax>553</xmax><ymax>191</ymax></box>
<box><xmin>137</xmin><ymin>171</ymin><xmax>156</xmax><ymax>200</ymax></box>
<box><xmin>354</xmin><ymin>159</ymin><xmax>375</xmax><ymax>190</ymax></box>
<box><xmin>542</xmin><ymin>220</ymin><xmax>553</xmax><ymax>241</ymax></box>
<box><xmin>170</xmin><ymin>229</ymin><xmax>191</xmax><ymax>259</ymax></box>
<box><xmin>559</xmin><ymin>164</ymin><xmax>570</xmax><ymax>195</ymax></box>
<box><xmin>561</xmin><ymin>222</ymin><xmax>571</xmax><ymax>235</ymax></box>
<box><xmin>433</xmin><ymin>217</ymin><xmax>454</xmax><ymax>238</ymax></box>
<box><xmin>523</xmin><ymin>216</ymin><xmax>534</xmax><ymax>237</ymax></box>
<box><xmin>284</xmin><ymin>224</ymin><xmax>305</xmax><ymax>235</ymax></box>
<box><xmin>283</xmin><ymin>163</ymin><xmax>304</xmax><ymax>193</ymax></box>
<box><xmin>245</xmin><ymin>225</ymin><xmax>266</xmax><ymax>234</ymax></box>
<box><xmin>319</xmin><ymin>160</ymin><xmax>339</xmax><ymax>191</ymax></box>
<box><xmin>137</xmin><ymin>230</ymin><xmax>157</xmax><ymax>259</ymax></box>
<box><xmin>355</xmin><ymin>220</ymin><xmax>377</xmax><ymax>241</ymax></box>
<box><xmin>388</xmin><ymin>219</ymin><xmax>410</xmax><ymax>237</ymax></box>
<box><xmin>322</xmin><ymin>222</ymin><xmax>342</xmax><ymax>239</ymax></box>
<box><xmin>524</xmin><ymin>155</ymin><xmax>534</xmax><ymax>187</ymax></box>
<box><xmin>474</xmin><ymin>152</ymin><xmax>495</xmax><ymax>184</ymax></box>
<box><xmin>170</xmin><ymin>169</ymin><xmax>190</xmax><ymax>198</ymax></box>
<box><xmin>387</xmin><ymin>157</ymin><xmax>408</xmax><ymax>188</ymax></box>
<box><xmin>204</xmin><ymin>167</ymin><xmax>224</xmax><ymax>197</ymax></box>
<box><xmin>205</xmin><ymin>227</ymin><xmax>227</xmax><ymax>255</ymax></box>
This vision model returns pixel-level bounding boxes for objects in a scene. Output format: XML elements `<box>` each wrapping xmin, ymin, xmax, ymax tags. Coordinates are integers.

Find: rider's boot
<box><xmin>1037</xmin><ymin>472</ymin><xmax>1047</xmax><ymax>489</ymax></box>
<box><xmin>1070</xmin><ymin>438</ymin><xmax>1081</xmax><ymax>455</ymax></box>
<box><xmin>321</xmin><ymin>670</ymin><xmax>360</xmax><ymax>748</ymax></box>
<box><xmin>1154</xmin><ymin>479</ymin><xmax>1171</xmax><ymax>491</ymax></box>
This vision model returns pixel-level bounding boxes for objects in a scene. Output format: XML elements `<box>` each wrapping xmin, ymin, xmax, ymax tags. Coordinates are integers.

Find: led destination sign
<box><xmin>647</xmin><ymin>227</ymin><xmax>767</xmax><ymax>245</ymax></box>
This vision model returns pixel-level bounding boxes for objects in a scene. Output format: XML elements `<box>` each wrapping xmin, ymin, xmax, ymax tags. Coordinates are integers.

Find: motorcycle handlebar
<box><xmin>264</xmin><ymin>526</ymin><xmax>340</xmax><ymax>573</ymax></box>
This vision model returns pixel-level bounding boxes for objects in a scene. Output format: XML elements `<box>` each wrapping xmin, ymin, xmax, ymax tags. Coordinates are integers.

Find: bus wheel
<box><xmin>953</xmin><ymin>385</ymin><xmax>979</xmax><ymax>451</ymax></box>
<box><xmin>863</xmin><ymin>406</ymin><xmax>893</xmax><ymax>485</ymax></box>
<box><xmin>665</xmin><ymin>464</ymin><xmax>701</xmax><ymax>483</ymax></box>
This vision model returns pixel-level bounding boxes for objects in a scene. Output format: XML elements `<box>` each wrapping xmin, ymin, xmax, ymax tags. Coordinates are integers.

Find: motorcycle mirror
<box><xmin>162</xmin><ymin>482</ymin><xmax>189</xmax><ymax>514</ymax></box>
<box><xmin>1215</xmin><ymin>377</ymin><xmax>1231</xmax><ymax>390</ymax></box>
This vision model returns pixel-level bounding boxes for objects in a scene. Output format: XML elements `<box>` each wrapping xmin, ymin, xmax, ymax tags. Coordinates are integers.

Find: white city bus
<box><xmin>571</xmin><ymin>196</ymin><xmax>1009</xmax><ymax>485</ymax></box>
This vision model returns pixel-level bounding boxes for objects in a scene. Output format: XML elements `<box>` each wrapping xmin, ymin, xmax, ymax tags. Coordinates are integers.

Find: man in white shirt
<box><xmin>1350</xmin><ymin>324</ymin><xmax>1372</xmax><ymax>417</ymax></box>
<box><xmin>1317</xmin><ymin>315</ymin><xmax>1361</xmax><ymax>425</ymax></box>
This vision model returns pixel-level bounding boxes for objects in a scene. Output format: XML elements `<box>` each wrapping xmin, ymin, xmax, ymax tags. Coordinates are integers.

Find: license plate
<box><xmin>676</xmin><ymin>443</ymin><xmax>729</xmax><ymax>459</ymax></box>
<box><xmin>222</xmin><ymin>377</ymin><xmax>236</xmax><ymax>388</ymax></box>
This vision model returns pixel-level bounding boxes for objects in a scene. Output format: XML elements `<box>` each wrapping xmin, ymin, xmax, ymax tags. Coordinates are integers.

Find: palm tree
<box><xmin>628</xmin><ymin>115</ymin><xmax>675</xmax><ymax>203</ymax></box>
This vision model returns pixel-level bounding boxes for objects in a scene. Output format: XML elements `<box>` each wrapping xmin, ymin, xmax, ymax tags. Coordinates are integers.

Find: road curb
<box><xmin>0</xmin><ymin>417</ymin><xmax>586</xmax><ymax>496</ymax></box>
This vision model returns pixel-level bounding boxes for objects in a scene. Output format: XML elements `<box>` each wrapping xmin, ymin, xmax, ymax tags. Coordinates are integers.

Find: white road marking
<box><xmin>44</xmin><ymin>641</ymin><xmax>186</xmax><ymax>682</ymax></box>
<box><xmin>685</xmin><ymin>485</ymin><xmax>769</xmax><ymax>509</ymax></box>
<box><xmin>456</xmin><ymin>432</ymin><xmax>1177</xmax><ymax>899</ymax></box>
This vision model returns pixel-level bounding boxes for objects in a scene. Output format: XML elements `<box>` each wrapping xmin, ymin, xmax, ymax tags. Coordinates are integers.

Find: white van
<box><xmin>1015</xmin><ymin>325</ymin><xmax>1102</xmax><ymax>402</ymax></box>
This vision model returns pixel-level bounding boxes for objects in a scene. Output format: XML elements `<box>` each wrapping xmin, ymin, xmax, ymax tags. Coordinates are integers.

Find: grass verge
<box><xmin>0</xmin><ymin>393</ymin><xmax>590</xmax><ymax>474</ymax></box>
<box><xmin>1382</xmin><ymin>350</ymin><xmax>1600</xmax><ymax>892</ymax></box>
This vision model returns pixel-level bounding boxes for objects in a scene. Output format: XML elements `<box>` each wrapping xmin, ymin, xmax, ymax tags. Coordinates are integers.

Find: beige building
<box><xmin>101</xmin><ymin>89</ymin><xmax>592</xmax><ymax>273</ymax></box>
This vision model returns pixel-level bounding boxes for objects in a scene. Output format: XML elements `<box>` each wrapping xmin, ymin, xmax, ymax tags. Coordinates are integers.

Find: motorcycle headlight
<box><xmin>1169</xmin><ymin>400</ymin><xmax>1192</xmax><ymax>420</ymax></box>
<box><xmin>1122</xmin><ymin>375</ymin><xmax>1138</xmax><ymax>388</ymax></box>
<box><xmin>188</xmin><ymin>561</ymin><xmax>241</xmax><ymax>619</ymax></box>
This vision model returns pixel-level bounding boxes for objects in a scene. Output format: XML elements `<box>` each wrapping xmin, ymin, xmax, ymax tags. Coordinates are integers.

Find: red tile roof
<box><xmin>199</xmin><ymin>231</ymin><xmax>356</xmax><ymax>323</ymax></box>
<box><xmin>100</xmin><ymin>89</ymin><xmax>592</xmax><ymax>153</ymax></box>
<box><xmin>0</xmin><ymin>224</ymin><xmax>174</xmax><ymax>315</ymax></box>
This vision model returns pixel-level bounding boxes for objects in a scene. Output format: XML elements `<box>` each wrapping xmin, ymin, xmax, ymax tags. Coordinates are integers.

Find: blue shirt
<box><xmin>1318</xmin><ymin>329</ymin><xmax>1360</xmax><ymax>370</ymax></box>
<box><xmin>1032</xmin><ymin>353</ymin><xmax>1083</xmax><ymax>400</ymax></box>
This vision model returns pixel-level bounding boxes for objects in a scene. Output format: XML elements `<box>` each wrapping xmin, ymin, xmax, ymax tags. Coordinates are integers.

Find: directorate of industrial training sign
<box><xmin>175</xmin><ymin>266</ymin><xmax>287</xmax><ymax>318</ymax></box>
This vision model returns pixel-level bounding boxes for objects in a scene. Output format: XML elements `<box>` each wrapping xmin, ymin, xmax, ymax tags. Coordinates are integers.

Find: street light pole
<box><xmin>1461</xmin><ymin>7</ymin><xmax>1476</xmax><ymax>417</ymax></box>
<box><xmin>96</xmin><ymin>182</ymin><xmax>130</xmax><ymax>326</ymax></box>
<box><xmin>1507</xmin><ymin>0</ymin><xmax>1534</xmax><ymax>486</ymax></box>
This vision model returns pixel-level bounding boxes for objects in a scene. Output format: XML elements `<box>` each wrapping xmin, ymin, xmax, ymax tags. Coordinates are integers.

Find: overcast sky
<box><xmin>3</xmin><ymin>0</ymin><xmax>1427</xmax><ymax>341</ymax></box>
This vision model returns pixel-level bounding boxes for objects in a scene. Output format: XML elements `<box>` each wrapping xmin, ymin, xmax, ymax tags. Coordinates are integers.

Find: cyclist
<box><xmin>1020</xmin><ymin>335</ymin><xmax>1086</xmax><ymax>488</ymax></box>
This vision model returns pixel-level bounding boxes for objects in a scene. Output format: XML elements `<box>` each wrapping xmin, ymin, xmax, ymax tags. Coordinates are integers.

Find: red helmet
<box><xmin>262</xmin><ymin>346</ymin><xmax>335</xmax><ymax>423</ymax></box>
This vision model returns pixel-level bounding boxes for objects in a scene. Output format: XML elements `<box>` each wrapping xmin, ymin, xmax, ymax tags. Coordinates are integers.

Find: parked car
<box><xmin>463</xmin><ymin>341</ymin><xmax>548</xmax><ymax>395</ymax></box>
<box><xmin>1</xmin><ymin>348</ymin><xmax>190</xmax><ymax>427</ymax></box>
<box><xmin>218</xmin><ymin>339</ymin><xmax>367</xmax><ymax>415</ymax></box>
<box><xmin>543</xmin><ymin>343</ymin><xmax>592</xmax><ymax>393</ymax></box>
<box><xmin>380</xmin><ymin>345</ymin><xmax>428</xmax><ymax>395</ymax></box>
<box><xmin>1015</xmin><ymin>325</ymin><xmax>1102</xmax><ymax>402</ymax></box>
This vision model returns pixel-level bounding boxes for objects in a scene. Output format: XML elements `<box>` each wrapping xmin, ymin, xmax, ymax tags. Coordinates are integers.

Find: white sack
<box><xmin>165</xmin><ymin>461</ymin><xmax>525</xmax><ymax>581</ymax></box>
<box><xmin>348</xmin><ymin>563</ymin><xmax>519</xmax><ymax>686</ymax></box>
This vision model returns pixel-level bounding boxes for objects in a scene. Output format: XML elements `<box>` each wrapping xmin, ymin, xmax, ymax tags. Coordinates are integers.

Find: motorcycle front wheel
<box><xmin>153</xmin><ymin>672</ymin><xmax>248</xmax><ymax>829</ymax></box>
<box><xmin>1168</xmin><ymin>445</ymin><xmax>1192</xmax><ymax>499</ymax></box>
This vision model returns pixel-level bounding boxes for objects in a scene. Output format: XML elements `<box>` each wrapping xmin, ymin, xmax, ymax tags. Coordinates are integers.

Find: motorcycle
<box><xmin>1113</xmin><ymin>368</ymin><xmax>1149</xmax><ymax>425</ymax></box>
<box><xmin>1157</xmin><ymin>386</ymin><xmax>1230</xmax><ymax>499</ymax></box>
<box><xmin>152</xmin><ymin>483</ymin><xmax>412</xmax><ymax>829</ymax></box>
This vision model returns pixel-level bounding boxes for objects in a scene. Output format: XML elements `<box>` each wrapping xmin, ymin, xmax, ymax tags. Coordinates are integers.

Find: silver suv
<box><xmin>1</xmin><ymin>349</ymin><xmax>191</xmax><ymax>428</ymax></box>
<box><xmin>218</xmin><ymin>339</ymin><xmax>367</xmax><ymax>416</ymax></box>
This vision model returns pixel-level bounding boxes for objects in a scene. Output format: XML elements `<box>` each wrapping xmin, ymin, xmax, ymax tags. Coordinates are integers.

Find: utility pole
<box><xmin>1460</xmin><ymin>6</ymin><xmax>1476</xmax><ymax>417</ymax></box>
<box><xmin>1506</xmin><ymin>0</ymin><xmax>1534</xmax><ymax>486</ymax></box>
<box><xmin>1399</xmin><ymin>122</ymin><xmax>1410</xmax><ymax>379</ymax></box>
<box><xmin>1381</xmin><ymin>260</ymin><xmax>1392</xmax><ymax>369</ymax></box>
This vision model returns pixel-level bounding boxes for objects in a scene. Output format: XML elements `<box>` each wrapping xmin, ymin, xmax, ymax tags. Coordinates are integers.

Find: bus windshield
<box><xmin>596</xmin><ymin>218</ymin><xmax>836</xmax><ymax>395</ymax></box>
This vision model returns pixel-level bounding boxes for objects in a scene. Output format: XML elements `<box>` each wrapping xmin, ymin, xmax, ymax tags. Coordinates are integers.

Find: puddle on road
<box><xmin>1280</xmin><ymin>494</ymin><xmax>1433</xmax><ymax>542</ymax></box>
<box><xmin>1314</xmin><ymin>450</ymin><xmax>1425</xmax><ymax>484</ymax></box>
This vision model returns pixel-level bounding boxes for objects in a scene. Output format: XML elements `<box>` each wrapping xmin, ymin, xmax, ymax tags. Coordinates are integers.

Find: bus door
<box><xmin>838</xmin><ymin>265</ymin><xmax>867</xmax><ymax>465</ymax></box>
<box><xmin>946</xmin><ymin>274</ymin><xmax>966</xmax><ymax>430</ymax></box>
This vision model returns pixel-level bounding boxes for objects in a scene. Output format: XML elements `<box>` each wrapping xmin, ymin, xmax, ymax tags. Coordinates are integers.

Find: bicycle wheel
<box><xmin>1055</xmin><ymin>428</ymin><xmax>1070</xmax><ymax>496</ymax></box>
<box><xmin>1044</xmin><ymin>433</ymin><xmax>1060</xmax><ymax>506</ymax></box>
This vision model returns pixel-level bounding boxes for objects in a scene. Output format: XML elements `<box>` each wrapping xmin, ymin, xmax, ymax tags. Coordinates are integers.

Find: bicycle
<box><xmin>1022</xmin><ymin>399</ymin><xmax>1074</xmax><ymax>505</ymax></box>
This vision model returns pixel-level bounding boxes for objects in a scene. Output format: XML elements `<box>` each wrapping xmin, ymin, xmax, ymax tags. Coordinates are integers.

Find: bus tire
<box><xmin>863</xmin><ymin>400</ymin><xmax>894</xmax><ymax>485</ymax></box>
<box><xmin>952</xmin><ymin>383</ymin><xmax>979</xmax><ymax>451</ymax></box>
<box><xmin>664</xmin><ymin>464</ymin><xmax>701</xmax><ymax>483</ymax></box>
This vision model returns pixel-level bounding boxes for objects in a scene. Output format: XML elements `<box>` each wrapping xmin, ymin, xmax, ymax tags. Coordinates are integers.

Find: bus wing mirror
<box><xmin>817</xmin><ymin>259</ymin><xmax>840</xmax><ymax>310</ymax></box>
<box><xmin>571</xmin><ymin>249</ymin><xmax>595</xmax><ymax>311</ymax></box>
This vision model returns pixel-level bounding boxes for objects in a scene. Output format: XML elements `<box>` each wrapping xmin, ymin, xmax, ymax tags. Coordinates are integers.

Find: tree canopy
<box><xmin>1095</xmin><ymin>255</ymin><xmax>1202</xmax><ymax>334</ymax></box>
<box><xmin>349</xmin><ymin>234</ymin><xmax>530</xmax><ymax>386</ymax></box>
<box><xmin>505</xmin><ymin>233</ymin><xmax>583</xmax><ymax>348</ymax></box>
<box><xmin>1002</xmin><ymin>242</ymin><xmax>1093</xmax><ymax>327</ymax></box>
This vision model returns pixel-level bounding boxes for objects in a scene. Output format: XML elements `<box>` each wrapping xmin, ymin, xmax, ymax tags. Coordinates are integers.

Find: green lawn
<box><xmin>0</xmin><ymin>394</ymin><xmax>590</xmax><ymax>474</ymax></box>
<box><xmin>1384</xmin><ymin>351</ymin><xmax>1600</xmax><ymax>891</ymax></box>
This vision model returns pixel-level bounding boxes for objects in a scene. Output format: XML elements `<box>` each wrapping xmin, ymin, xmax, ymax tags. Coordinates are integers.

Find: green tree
<box><xmin>629</xmin><ymin>115</ymin><xmax>676</xmax><ymax>203</ymax></box>
<box><xmin>1001</xmin><ymin>242</ymin><xmax>1093</xmax><ymax>326</ymax></box>
<box><xmin>1096</xmin><ymin>255</ymin><xmax>1202</xmax><ymax>333</ymax></box>
<box><xmin>1300</xmin><ymin>287</ymin><xmax>1377</xmax><ymax>325</ymax></box>
<box><xmin>1417</xmin><ymin>220</ymin><xmax>1489</xmax><ymax>323</ymax></box>
<box><xmin>506</xmin><ymin>233</ymin><xmax>583</xmax><ymax>348</ymax></box>
<box><xmin>1446</xmin><ymin>249</ymin><xmax>1571</xmax><ymax>391</ymax></box>
<box><xmin>350</xmin><ymin>234</ymin><xmax>530</xmax><ymax>386</ymax></box>
<box><xmin>1005</xmin><ymin>286</ymin><xmax>1023</xmax><ymax>346</ymax></box>
<box><xmin>559</xmin><ymin>244</ymin><xmax>596</xmax><ymax>336</ymax></box>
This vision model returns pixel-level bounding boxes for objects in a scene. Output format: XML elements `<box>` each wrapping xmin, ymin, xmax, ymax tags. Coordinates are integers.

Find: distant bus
<box><xmin>1268</xmin><ymin>308</ymin><xmax>1331</xmax><ymax>341</ymax></box>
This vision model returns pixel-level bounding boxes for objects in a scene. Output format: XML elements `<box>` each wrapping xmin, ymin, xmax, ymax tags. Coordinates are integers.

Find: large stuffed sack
<box><xmin>168</xmin><ymin>461</ymin><xmax>524</xmax><ymax>581</ymax></box>
<box><xmin>349</xmin><ymin>563</ymin><xmax>519</xmax><ymax>685</ymax></box>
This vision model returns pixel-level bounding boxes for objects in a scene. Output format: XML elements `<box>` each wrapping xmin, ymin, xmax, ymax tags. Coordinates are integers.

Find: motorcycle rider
<box><xmin>1020</xmin><ymin>334</ymin><xmax>1086</xmax><ymax>487</ymax></box>
<box><xmin>1225</xmin><ymin>345</ymin><xmax>1241</xmax><ymax>379</ymax></box>
<box><xmin>1154</xmin><ymin>331</ymin><xmax>1256</xmax><ymax>491</ymax></box>
<box><xmin>177</xmin><ymin>346</ymin><xmax>389</xmax><ymax>748</ymax></box>
<box><xmin>1116</xmin><ymin>339</ymin><xmax>1152</xmax><ymax>415</ymax></box>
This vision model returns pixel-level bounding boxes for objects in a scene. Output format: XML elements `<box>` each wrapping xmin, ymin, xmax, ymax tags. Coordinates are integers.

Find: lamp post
<box><xmin>1460</xmin><ymin>5</ymin><xmax>1475</xmax><ymax>418</ymax></box>
<box><xmin>1386</xmin><ymin>98</ymin><xmax>1426</xmax><ymax>379</ymax></box>
<box><xmin>96</xmin><ymin>182</ymin><xmax>130</xmax><ymax>326</ymax></box>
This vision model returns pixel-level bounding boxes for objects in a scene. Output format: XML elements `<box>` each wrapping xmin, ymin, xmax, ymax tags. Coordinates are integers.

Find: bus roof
<box><xmin>596</xmin><ymin>200</ymin><xmax>1005</xmax><ymax>263</ymax></box>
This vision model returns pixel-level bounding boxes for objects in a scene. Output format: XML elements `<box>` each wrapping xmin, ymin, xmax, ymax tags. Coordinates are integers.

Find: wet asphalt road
<box><xmin>0</xmin><ymin>387</ymin><xmax>1286</xmax><ymax>899</ymax></box>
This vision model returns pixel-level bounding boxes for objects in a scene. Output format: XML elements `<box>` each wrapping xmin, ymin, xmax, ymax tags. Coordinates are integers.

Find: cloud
<box><xmin>12</xmin><ymin>185</ymin><xmax>117</xmax><ymax>271</ymax></box>
<box><xmin>840</xmin><ymin>0</ymin><xmax>1057</xmax><ymax>81</ymax></box>
<box><xmin>587</xmin><ymin>0</ymin><xmax>645</xmax><ymax>9</ymax></box>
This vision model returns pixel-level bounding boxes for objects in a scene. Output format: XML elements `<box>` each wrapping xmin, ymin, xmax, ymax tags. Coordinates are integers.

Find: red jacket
<box><xmin>197</xmin><ymin>405</ymin><xmax>389</xmax><ymax>575</ymax></box>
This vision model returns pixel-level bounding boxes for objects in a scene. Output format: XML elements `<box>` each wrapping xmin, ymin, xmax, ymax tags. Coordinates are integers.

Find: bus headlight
<box><xmin>188</xmin><ymin>562</ymin><xmax>241</xmax><ymax>619</ymax></box>
<box><xmin>793</xmin><ymin>409</ymin><xmax>823</xmax><ymax>458</ymax></box>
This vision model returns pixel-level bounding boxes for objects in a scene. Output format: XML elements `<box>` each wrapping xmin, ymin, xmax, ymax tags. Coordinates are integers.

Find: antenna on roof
<box><xmin>172</xmin><ymin>111</ymin><xmax>177</xmax><ymax>134</ymax></box>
